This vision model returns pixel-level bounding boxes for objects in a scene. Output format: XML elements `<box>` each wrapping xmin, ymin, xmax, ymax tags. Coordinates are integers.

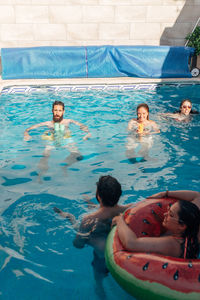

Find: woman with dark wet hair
<box><xmin>113</xmin><ymin>199</ymin><xmax>200</xmax><ymax>259</ymax></box>
<box><xmin>149</xmin><ymin>190</ymin><xmax>200</xmax><ymax>246</ymax></box>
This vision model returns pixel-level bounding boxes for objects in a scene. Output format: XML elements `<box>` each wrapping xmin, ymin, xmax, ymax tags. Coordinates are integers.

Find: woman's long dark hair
<box><xmin>178</xmin><ymin>200</ymin><xmax>200</xmax><ymax>259</ymax></box>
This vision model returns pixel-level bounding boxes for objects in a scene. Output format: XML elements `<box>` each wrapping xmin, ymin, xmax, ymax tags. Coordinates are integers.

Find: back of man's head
<box><xmin>96</xmin><ymin>175</ymin><xmax>122</xmax><ymax>207</ymax></box>
<box><xmin>52</xmin><ymin>101</ymin><xmax>65</xmax><ymax>110</ymax></box>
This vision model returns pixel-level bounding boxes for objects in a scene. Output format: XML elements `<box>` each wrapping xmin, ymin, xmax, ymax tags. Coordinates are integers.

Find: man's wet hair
<box><xmin>96</xmin><ymin>175</ymin><xmax>122</xmax><ymax>207</ymax></box>
<box><xmin>52</xmin><ymin>101</ymin><xmax>65</xmax><ymax>110</ymax></box>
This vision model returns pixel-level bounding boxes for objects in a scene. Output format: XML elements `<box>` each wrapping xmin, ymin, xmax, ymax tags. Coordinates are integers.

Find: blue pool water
<box><xmin>0</xmin><ymin>83</ymin><xmax>200</xmax><ymax>300</ymax></box>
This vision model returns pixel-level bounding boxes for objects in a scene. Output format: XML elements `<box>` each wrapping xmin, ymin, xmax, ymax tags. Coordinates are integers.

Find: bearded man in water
<box><xmin>24</xmin><ymin>100</ymin><xmax>91</xmax><ymax>175</ymax></box>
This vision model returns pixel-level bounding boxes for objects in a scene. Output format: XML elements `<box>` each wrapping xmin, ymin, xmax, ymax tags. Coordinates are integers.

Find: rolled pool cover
<box><xmin>1</xmin><ymin>45</ymin><xmax>194</xmax><ymax>79</ymax></box>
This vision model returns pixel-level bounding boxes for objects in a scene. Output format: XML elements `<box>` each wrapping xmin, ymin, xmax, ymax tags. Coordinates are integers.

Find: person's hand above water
<box><xmin>82</xmin><ymin>194</ymin><xmax>98</xmax><ymax>209</ymax></box>
<box><xmin>79</xmin><ymin>124</ymin><xmax>91</xmax><ymax>140</ymax></box>
<box><xmin>24</xmin><ymin>131</ymin><xmax>32</xmax><ymax>141</ymax></box>
<box><xmin>112</xmin><ymin>214</ymin><xmax>123</xmax><ymax>227</ymax></box>
<box><xmin>54</xmin><ymin>207</ymin><xmax>78</xmax><ymax>225</ymax></box>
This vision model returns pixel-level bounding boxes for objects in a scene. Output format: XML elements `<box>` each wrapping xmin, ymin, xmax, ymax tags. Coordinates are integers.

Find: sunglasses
<box><xmin>182</xmin><ymin>105</ymin><xmax>191</xmax><ymax>109</ymax></box>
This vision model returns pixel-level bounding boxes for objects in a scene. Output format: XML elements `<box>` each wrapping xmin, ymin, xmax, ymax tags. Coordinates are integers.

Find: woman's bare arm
<box><xmin>113</xmin><ymin>214</ymin><xmax>179</xmax><ymax>257</ymax></box>
<box><xmin>148</xmin><ymin>190</ymin><xmax>200</xmax><ymax>202</ymax></box>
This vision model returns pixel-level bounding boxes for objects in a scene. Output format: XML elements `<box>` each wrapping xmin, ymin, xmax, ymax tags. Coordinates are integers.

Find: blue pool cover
<box><xmin>1</xmin><ymin>45</ymin><xmax>194</xmax><ymax>79</ymax></box>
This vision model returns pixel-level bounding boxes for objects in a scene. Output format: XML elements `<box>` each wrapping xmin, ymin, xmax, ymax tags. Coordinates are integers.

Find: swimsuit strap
<box><xmin>183</xmin><ymin>237</ymin><xmax>188</xmax><ymax>259</ymax></box>
<box><xmin>173</xmin><ymin>236</ymin><xmax>188</xmax><ymax>259</ymax></box>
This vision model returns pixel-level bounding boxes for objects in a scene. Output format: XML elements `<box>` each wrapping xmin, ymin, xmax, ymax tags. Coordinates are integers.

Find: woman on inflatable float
<box><xmin>105</xmin><ymin>190</ymin><xmax>200</xmax><ymax>300</ymax></box>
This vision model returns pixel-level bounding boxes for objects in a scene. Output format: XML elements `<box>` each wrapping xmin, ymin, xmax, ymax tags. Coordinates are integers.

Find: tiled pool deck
<box><xmin>0</xmin><ymin>77</ymin><xmax>200</xmax><ymax>94</ymax></box>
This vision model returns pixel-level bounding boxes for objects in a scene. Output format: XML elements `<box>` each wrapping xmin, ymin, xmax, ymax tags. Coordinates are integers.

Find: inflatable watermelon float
<box><xmin>105</xmin><ymin>198</ymin><xmax>200</xmax><ymax>300</ymax></box>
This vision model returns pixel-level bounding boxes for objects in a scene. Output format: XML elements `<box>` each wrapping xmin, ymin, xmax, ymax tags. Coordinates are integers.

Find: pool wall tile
<box><xmin>0</xmin><ymin>1</ymin><xmax>198</xmax><ymax>46</ymax></box>
<box><xmin>1</xmin><ymin>82</ymin><xmax>200</xmax><ymax>95</ymax></box>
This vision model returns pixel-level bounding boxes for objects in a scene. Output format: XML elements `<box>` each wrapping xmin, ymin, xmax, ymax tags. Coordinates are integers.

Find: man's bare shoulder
<box><xmin>38</xmin><ymin>120</ymin><xmax>53</xmax><ymax>127</ymax></box>
<box><xmin>114</xmin><ymin>204</ymin><xmax>131</xmax><ymax>215</ymax></box>
<box><xmin>26</xmin><ymin>120</ymin><xmax>53</xmax><ymax>129</ymax></box>
<box><xmin>80</xmin><ymin>210</ymin><xmax>111</xmax><ymax>230</ymax></box>
<box><xmin>48</xmin><ymin>120</ymin><xmax>55</xmax><ymax>125</ymax></box>
<box><xmin>62</xmin><ymin>119</ymin><xmax>71</xmax><ymax>123</ymax></box>
<box><xmin>61</xmin><ymin>119</ymin><xmax>74</xmax><ymax>126</ymax></box>
<box><xmin>63</xmin><ymin>118</ymin><xmax>77</xmax><ymax>124</ymax></box>
<box><xmin>80</xmin><ymin>204</ymin><xmax>131</xmax><ymax>228</ymax></box>
<box><xmin>80</xmin><ymin>214</ymin><xmax>98</xmax><ymax>231</ymax></box>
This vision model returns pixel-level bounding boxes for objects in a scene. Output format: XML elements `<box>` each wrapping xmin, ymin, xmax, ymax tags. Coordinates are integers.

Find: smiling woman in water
<box><xmin>126</xmin><ymin>103</ymin><xmax>160</xmax><ymax>162</ymax></box>
<box><xmin>160</xmin><ymin>99</ymin><xmax>199</xmax><ymax>122</ymax></box>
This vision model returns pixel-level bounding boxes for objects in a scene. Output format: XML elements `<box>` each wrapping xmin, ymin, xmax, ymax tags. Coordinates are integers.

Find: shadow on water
<box><xmin>0</xmin><ymin>193</ymin><xmax>134</xmax><ymax>300</ymax></box>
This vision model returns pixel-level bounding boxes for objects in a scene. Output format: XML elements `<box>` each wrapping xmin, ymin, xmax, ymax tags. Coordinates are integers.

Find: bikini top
<box><xmin>174</xmin><ymin>236</ymin><xmax>188</xmax><ymax>259</ymax></box>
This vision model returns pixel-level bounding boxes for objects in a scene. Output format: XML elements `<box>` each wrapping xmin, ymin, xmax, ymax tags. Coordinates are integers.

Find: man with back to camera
<box><xmin>24</xmin><ymin>100</ymin><xmax>91</xmax><ymax>175</ymax></box>
<box><xmin>54</xmin><ymin>175</ymin><xmax>131</xmax><ymax>296</ymax></box>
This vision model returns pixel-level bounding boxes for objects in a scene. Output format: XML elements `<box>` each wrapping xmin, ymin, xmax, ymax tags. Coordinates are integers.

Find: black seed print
<box><xmin>143</xmin><ymin>262</ymin><xmax>149</xmax><ymax>271</ymax></box>
<box><xmin>142</xmin><ymin>232</ymin><xmax>148</xmax><ymax>235</ymax></box>
<box><xmin>173</xmin><ymin>270</ymin><xmax>179</xmax><ymax>280</ymax></box>
<box><xmin>162</xmin><ymin>263</ymin><xmax>168</xmax><ymax>269</ymax></box>
<box><xmin>143</xmin><ymin>219</ymin><xmax>150</xmax><ymax>224</ymax></box>
<box><xmin>188</xmin><ymin>263</ymin><xmax>193</xmax><ymax>268</ymax></box>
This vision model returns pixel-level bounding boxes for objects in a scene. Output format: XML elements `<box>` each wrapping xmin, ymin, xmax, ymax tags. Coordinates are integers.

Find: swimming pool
<box><xmin>0</xmin><ymin>82</ymin><xmax>199</xmax><ymax>300</ymax></box>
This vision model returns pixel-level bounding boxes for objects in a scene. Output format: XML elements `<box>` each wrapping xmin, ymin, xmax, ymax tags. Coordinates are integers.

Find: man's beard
<box><xmin>53</xmin><ymin>115</ymin><xmax>63</xmax><ymax>123</ymax></box>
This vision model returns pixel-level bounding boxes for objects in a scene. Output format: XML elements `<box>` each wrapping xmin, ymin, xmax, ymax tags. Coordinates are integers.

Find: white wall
<box><xmin>0</xmin><ymin>0</ymin><xmax>199</xmax><ymax>48</ymax></box>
